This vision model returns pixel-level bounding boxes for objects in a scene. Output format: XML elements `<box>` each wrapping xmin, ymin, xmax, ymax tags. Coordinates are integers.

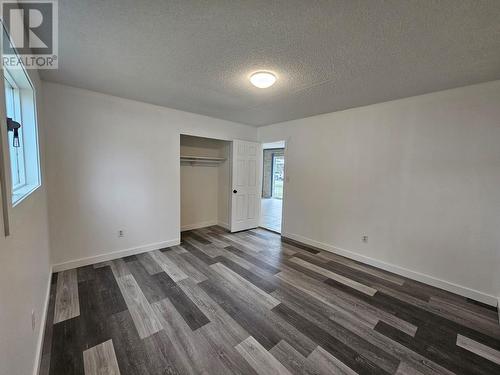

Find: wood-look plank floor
<box><xmin>53</xmin><ymin>269</ymin><xmax>80</xmax><ymax>324</ymax></box>
<box><xmin>83</xmin><ymin>339</ymin><xmax>121</xmax><ymax>375</ymax></box>
<box><xmin>41</xmin><ymin>227</ymin><xmax>500</xmax><ymax>375</ymax></box>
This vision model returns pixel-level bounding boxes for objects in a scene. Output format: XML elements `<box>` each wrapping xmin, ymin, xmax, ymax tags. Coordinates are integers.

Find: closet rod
<box><xmin>180</xmin><ymin>155</ymin><xmax>226</xmax><ymax>165</ymax></box>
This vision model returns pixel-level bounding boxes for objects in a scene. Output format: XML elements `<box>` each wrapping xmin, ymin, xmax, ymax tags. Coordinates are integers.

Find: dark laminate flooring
<box><xmin>40</xmin><ymin>227</ymin><xmax>500</xmax><ymax>375</ymax></box>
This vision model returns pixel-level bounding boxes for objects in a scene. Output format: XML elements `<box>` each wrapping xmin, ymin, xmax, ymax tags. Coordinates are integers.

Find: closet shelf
<box><xmin>180</xmin><ymin>155</ymin><xmax>226</xmax><ymax>164</ymax></box>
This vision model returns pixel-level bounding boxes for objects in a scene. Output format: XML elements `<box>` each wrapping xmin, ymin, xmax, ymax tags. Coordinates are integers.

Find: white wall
<box><xmin>181</xmin><ymin>165</ymin><xmax>219</xmax><ymax>230</ymax></box>
<box><xmin>259</xmin><ymin>80</ymin><xmax>500</xmax><ymax>305</ymax></box>
<box><xmin>0</xmin><ymin>71</ymin><xmax>51</xmax><ymax>375</ymax></box>
<box><xmin>43</xmin><ymin>82</ymin><xmax>257</xmax><ymax>269</ymax></box>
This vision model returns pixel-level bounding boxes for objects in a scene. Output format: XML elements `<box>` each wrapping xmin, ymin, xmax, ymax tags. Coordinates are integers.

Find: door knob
<box><xmin>233</xmin><ymin>190</ymin><xmax>237</xmax><ymax>194</ymax></box>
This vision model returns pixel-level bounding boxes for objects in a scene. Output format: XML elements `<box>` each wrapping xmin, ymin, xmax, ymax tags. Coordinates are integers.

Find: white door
<box><xmin>230</xmin><ymin>140</ymin><xmax>262</xmax><ymax>232</ymax></box>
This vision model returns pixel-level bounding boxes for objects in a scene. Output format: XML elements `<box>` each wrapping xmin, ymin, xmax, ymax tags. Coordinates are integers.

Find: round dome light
<box><xmin>249</xmin><ymin>71</ymin><xmax>277</xmax><ymax>88</ymax></box>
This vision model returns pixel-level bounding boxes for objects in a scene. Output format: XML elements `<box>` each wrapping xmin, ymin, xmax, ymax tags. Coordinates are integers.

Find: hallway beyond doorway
<box><xmin>260</xmin><ymin>140</ymin><xmax>286</xmax><ymax>233</ymax></box>
<box><xmin>260</xmin><ymin>198</ymin><xmax>282</xmax><ymax>233</ymax></box>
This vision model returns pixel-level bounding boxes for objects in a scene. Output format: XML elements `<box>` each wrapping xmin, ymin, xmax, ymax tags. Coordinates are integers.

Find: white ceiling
<box><xmin>40</xmin><ymin>0</ymin><xmax>500</xmax><ymax>126</ymax></box>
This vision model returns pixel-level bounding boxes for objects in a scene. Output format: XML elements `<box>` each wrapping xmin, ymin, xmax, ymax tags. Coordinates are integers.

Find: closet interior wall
<box><xmin>180</xmin><ymin>135</ymin><xmax>231</xmax><ymax>231</ymax></box>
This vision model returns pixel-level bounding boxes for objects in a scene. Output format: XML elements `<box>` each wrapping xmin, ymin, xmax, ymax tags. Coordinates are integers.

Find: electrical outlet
<box><xmin>362</xmin><ymin>235</ymin><xmax>368</xmax><ymax>243</ymax></box>
<box><xmin>31</xmin><ymin>310</ymin><xmax>36</xmax><ymax>331</ymax></box>
<box><xmin>118</xmin><ymin>230</ymin><xmax>124</xmax><ymax>237</ymax></box>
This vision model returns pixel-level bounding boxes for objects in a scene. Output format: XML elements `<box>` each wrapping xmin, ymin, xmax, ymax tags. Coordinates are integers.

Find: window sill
<box><xmin>12</xmin><ymin>183</ymin><xmax>41</xmax><ymax>207</ymax></box>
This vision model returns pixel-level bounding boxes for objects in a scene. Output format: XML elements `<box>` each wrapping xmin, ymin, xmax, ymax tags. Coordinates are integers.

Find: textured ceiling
<box><xmin>40</xmin><ymin>0</ymin><xmax>500</xmax><ymax>126</ymax></box>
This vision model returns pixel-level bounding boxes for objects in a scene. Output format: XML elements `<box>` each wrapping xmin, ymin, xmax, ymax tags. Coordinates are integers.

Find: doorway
<box><xmin>180</xmin><ymin>134</ymin><xmax>231</xmax><ymax>232</ymax></box>
<box><xmin>260</xmin><ymin>141</ymin><xmax>285</xmax><ymax>233</ymax></box>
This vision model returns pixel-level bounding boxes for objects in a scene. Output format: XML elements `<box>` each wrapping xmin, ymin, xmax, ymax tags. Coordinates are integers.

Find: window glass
<box><xmin>2</xmin><ymin>26</ymin><xmax>41</xmax><ymax>206</ymax></box>
<box><xmin>272</xmin><ymin>154</ymin><xmax>284</xmax><ymax>199</ymax></box>
<box><xmin>5</xmin><ymin>74</ymin><xmax>26</xmax><ymax>190</ymax></box>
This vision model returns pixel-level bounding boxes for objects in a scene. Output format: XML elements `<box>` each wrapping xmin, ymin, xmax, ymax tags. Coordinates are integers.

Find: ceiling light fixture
<box><xmin>250</xmin><ymin>71</ymin><xmax>277</xmax><ymax>88</ymax></box>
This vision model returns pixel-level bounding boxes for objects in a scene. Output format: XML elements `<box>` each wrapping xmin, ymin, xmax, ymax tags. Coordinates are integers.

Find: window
<box><xmin>271</xmin><ymin>154</ymin><xmax>284</xmax><ymax>199</ymax></box>
<box><xmin>5</xmin><ymin>72</ymin><xmax>26</xmax><ymax>190</ymax></box>
<box><xmin>2</xmin><ymin>33</ymin><xmax>41</xmax><ymax>206</ymax></box>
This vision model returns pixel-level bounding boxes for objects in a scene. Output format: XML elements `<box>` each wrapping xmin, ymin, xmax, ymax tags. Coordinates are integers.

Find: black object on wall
<box><xmin>6</xmin><ymin>117</ymin><xmax>21</xmax><ymax>147</ymax></box>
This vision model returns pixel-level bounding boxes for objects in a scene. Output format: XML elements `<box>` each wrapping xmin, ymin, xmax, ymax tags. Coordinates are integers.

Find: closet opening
<box><xmin>180</xmin><ymin>134</ymin><xmax>231</xmax><ymax>233</ymax></box>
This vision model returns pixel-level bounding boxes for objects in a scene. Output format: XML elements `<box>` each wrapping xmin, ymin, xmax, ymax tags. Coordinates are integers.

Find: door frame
<box><xmin>260</xmin><ymin>140</ymin><xmax>287</xmax><ymax>234</ymax></box>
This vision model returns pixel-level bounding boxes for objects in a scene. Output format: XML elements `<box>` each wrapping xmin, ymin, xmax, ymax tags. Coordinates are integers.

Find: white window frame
<box><xmin>4</xmin><ymin>70</ymin><xmax>27</xmax><ymax>191</ymax></box>
<box><xmin>1</xmin><ymin>27</ymin><xmax>41</xmax><ymax>207</ymax></box>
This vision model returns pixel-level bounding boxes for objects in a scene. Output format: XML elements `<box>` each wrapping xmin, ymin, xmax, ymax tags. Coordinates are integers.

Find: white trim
<box><xmin>52</xmin><ymin>239</ymin><xmax>180</xmax><ymax>272</ymax></box>
<box><xmin>181</xmin><ymin>220</ymin><xmax>218</xmax><ymax>232</ymax></box>
<box><xmin>12</xmin><ymin>183</ymin><xmax>41</xmax><ymax>207</ymax></box>
<box><xmin>282</xmin><ymin>231</ymin><xmax>498</xmax><ymax>307</ymax></box>
<box><xmin>262</xmin><ymin>141</ymin><xmax>285</xmax><ymax>149</ymax></box>
<box><xmin>32</xmin><ymin>266</ymin><xmax>53</xmax><ymax>375</ymax></box>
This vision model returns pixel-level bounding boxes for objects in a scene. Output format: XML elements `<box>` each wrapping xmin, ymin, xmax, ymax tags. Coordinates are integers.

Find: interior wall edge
<box><xmin>32</xmin><ymin>266</ymin><xmax>52</xmax><ymax>375</ymax></box>
<box><xmin>181</xmin><ymin>220</ymin><xmax>218</xmax><ymax>232</ymax></box>
<box><xmin>498</xmin><ymin>298</ymin><xmax>500</xmax><ymax>325</ymax></box>
<box><xmin>52</xmin><ymin>238</ymin><xmax>180</xmax><ymax>273</ymax></box>
<box><xmin>217</xmin><ymin>221</ymin><xmax>230</xmax><ymax>230</ymax></box>
<box><xmin>282</xmin><ymin>231</ymin><xmax>498</xmax><ymax>306</ymax></box>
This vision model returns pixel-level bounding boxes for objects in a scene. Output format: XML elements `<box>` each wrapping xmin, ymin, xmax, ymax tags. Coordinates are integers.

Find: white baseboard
<box><xmin>181</xmin><ymin>220</ymin><xmax>218</xmax><ymax>232</ymax></box>
<box><xmin>33</xmin><ymin>266</ymin><xmax>53</xmax><ymax>375</ymax></box>
<box><xmin>282</xmin><ymin>231</ymin><xmax>498</xmax><ymax>307</ymax></box>
<box><xmin>52</xmin><ymin>239</ymin><xmax>180</xmax><ymax>272</ymax></box>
